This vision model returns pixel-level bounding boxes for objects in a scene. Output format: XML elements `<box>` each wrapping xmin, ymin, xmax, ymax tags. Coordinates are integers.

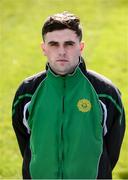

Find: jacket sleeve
<box><xmin>12</xmin><ymin>82</ymin><xmax>31</xmax><ymax>157</ymax></box>
<box><xmin>103</xmin><ymin>88</ymin><xmax>125</xmax><ymax>170</ymax></box>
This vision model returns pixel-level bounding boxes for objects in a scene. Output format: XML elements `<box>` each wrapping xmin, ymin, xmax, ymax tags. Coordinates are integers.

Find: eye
<box><xmin>48</xmin><ymin>41</ymin><xmax>59</xmax><ymax>47</ymax></box>
<box><xmin>65</xmin><ymin>41</ymin><xmax>75</xmax><ymax>46</ymax></box>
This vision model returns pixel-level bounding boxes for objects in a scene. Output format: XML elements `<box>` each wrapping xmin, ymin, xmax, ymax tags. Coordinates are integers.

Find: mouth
<box><xmin>56</xmin><ymin>59</ymin><xmax>68</xmax><ymax>62</ymax></box>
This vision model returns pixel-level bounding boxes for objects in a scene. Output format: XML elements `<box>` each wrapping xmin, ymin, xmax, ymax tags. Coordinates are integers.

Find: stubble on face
<box><xmin>42</xmin><ymin>29</ymin><xmax>84</xmax><ymax>75</ymax></box>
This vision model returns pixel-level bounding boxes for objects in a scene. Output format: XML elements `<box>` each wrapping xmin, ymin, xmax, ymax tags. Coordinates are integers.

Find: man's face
<box><xmin>41</xmin><ymin>29</ymin><xmax>84</xmax><ymax>75</ymax></box>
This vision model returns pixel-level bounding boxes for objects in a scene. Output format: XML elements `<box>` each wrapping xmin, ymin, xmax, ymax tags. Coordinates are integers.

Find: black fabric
<box><xmin>22</xmin><ymin>142</ymin><xmax>31</xmax><ymax>179</ymax></box>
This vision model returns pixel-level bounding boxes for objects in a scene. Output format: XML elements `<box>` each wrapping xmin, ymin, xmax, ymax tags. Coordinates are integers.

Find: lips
<box><xmin>56</xmin><ymin>59</ymin><xmax>68</xmax><ymax>62</ymax></box>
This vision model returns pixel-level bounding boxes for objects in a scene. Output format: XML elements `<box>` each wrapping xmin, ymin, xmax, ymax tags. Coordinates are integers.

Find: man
<box><xmin>12</xmin><ymin>11</ymin><xmax>125</xmax><ymax>179</ymax></box>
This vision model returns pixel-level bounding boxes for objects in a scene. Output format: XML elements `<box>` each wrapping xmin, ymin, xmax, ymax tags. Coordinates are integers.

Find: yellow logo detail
<box><xmin>77</xmin><ymin>99</ymin><xmax>92</xmax><ymax>112</ymax></box>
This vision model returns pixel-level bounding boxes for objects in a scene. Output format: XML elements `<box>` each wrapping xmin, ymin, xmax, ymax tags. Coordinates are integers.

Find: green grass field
<box><xmin>0</xmin><ymin>0</ymin><xmax>127</xmax><ymax>178</ymax></box>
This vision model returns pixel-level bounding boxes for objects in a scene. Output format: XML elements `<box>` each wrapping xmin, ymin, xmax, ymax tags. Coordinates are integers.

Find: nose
<box><xmin>58</xmin><ymin>45</ymin><xmax>66</xmax><ymax>56</ymax></box>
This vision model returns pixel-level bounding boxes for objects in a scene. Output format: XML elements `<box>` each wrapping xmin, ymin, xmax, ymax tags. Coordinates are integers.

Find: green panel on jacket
<box><xmin>28</xmin><ymin>65</ymin><xmax>103</xmax><ymax>179</ymax></box>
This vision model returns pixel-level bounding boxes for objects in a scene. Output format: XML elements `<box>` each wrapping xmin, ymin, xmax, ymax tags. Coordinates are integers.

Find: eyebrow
<box><xmin>48</xmin><ymin>41</ymin><xmax>75</xmax><ymax>45</ymax></box>
<box><xmin>48</xmin><ymin>41</ymin><xmax>59</xmax><ymax>45</ymax></box>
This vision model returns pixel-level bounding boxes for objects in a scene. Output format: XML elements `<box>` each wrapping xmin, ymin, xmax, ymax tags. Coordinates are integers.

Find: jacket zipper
<box><xmin>60</xmin><ymin>79</ymin><xmax>65</xmax><ymax>178</ymax></box>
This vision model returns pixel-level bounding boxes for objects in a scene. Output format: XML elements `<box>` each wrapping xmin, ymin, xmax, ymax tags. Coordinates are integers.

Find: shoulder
<box><xmin>86</xmin><ymin>70</ymin><xmax>123</xmax><ymax>110</ymax></box>
<box><xmin>23</xmin><ymin>70</ymin><xmax>46</xmax><ymax>87</ymax></box>
<box><xmin>79</xmin><ymin>59</ymin><xmax>120</xmax><ymax>96</ymax></box>
<box><xmin>12</xmin><ymin>70</ymin><xmax>47</xmax><ymax>115</ymax></box>
<box><xmin>86</xmin><ymin>69</ymin><xmax>120</xmax><ymax>95</ymax></box>
<box><xmin>86</xmin><ymin>70</ymin><xmax>124</xmax><ymax>118</ymax></box>
<box><xmin>18</xmin><ymin>70</ymin><xmax>47</xmax><ymax>94</ymax></box>
<box><xmin>87</xmin><ymin>70</ymin><xmax>112</xmax><ymax>84</ymax></box>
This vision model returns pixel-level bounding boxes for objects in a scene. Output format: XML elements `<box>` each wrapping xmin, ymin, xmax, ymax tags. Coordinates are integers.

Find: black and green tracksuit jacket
<box><xmin>12</xmin><ymin>59</ymin><xmax>125</xmax><ymax>179</ymax></box>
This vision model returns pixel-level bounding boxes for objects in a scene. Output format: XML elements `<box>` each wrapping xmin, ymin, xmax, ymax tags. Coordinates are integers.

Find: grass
<box><xmin>0</xmin><ymin>0</ymin><xmax>127</xmax><ymax>178</ymax></box>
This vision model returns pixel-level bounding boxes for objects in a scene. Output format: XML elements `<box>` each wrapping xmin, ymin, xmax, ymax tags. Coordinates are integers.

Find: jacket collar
<box><xmin>45</xmin><ymin>56</ymin><xmax>87</xmax><ymax>76</ymax></box>
<box><xmin>45</xmin><ymin>57</ymin><xmax>88</xmax><ymax>90</ymax></box>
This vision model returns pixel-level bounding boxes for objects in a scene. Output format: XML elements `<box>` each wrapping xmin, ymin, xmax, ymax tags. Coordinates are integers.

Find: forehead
<box><xmin>44</xmin><ymin>29</ymin><xmax>79</xmax><ymax>43</ymax></box>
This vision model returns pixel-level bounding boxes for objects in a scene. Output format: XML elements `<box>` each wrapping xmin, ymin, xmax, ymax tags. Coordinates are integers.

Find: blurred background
<box><xmin>0</xmin><ymin>0</ymin><xmax>127</xmax><ymax>178</ymax></box>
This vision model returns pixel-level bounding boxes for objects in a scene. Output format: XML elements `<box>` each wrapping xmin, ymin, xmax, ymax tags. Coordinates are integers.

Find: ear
<box><xmin>80</xmin><ymin>41</ymin><xmax>85</xmax><ymax>52</ymax></box>
<box><xmin>41</xmin><ymin>42</ymin><xmax>47</xmax><ymax>56</ymax></box>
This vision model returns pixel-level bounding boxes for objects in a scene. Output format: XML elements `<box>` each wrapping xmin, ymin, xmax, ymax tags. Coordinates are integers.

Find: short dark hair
<box><xmin>42</xmin><ymin>11</ymin><xmax>82</xmax><ymax>41</ymax></box>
